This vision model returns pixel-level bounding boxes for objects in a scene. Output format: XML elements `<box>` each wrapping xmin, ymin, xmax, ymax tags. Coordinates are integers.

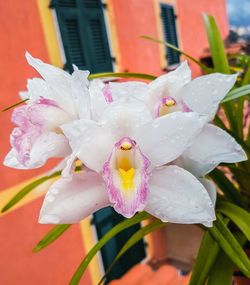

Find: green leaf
<box><xmin>1</xmin><ymin>171</ymin><xmax>61</xmax><ymax>213</ymax></box>
<box><xmin>2</xmin><ymin>99</ymin><xmax>28</xmax><ymax>112</ymax></box>
<box><xmin>33</xmin><ymin>224</ymin><xmax>71</xmax><ymax>252</ymax></box>
<box><xmin>206</xmin><ymin>251</ymin><xmax>234</xmax><ymax>285</ymax></box>
<box><xmin>202</xmin><ymin>14</ymin><xmax>230</xmax><ymax>74</ymax></box>
<box><xmin>89</xmin><ymin>72</ymin><xmax>156</xmax><ymax>81</ymax></box>
<box><xmin>209</xmin><ymin>169</ymin><xmax>247</xmax><ymax>209</ymax></box>
<box><xmin>208</xmin><ymin>215</ymin><xmax>250</xmax><ymax>278</ymax></box>
<box><xmin>189</xmin><ymin>231</ymin><xmax>220</xmax><ymax>285</ymax></box>
<box><xmin>69</xmin><ymin>211</ymin><xmax>151</xmax><ymax>285</ymax></box>
<box><xmin>207</xmin><ymin>232</ymin><xmax>247</xmax><ymax>285</ymax></box>
<box><xmin>217</xmin><ymin>202</ymin><xmax>250</xmax><ymax>241</ymax></box>
<box><xmin>141</xmin><ymin>35</ymin><xmax>212</xmax><ymax>73</ymax></box>
<box><xmin>98</xmin><ymin>220</ymin><xmax>165</xmax><ymax>285</ymax></box>
<box><xmin>222</xmin><ymin>85</ymin><xmax>250</xmax><ymax>103</ymax></box>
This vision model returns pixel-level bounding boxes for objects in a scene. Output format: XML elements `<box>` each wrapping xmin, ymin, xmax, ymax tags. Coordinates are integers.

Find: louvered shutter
<box><xmin>93</xmin><ymin>208</ymin><xmax>146</xmax><ymax>283</ymax></box>
<box><xmin>160</xmin><ymin>4</ymin><xmax>180</xmax><ymax>66</ymax></box>
<box><xmin>51</xmin><ymin>0</ymin><xmax>113</xmax><ymax>73</ymax></box>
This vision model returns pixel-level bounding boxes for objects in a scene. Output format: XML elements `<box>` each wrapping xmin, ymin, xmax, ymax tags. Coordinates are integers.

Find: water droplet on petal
<box><xmin>51</xmin><ymin>188</ymin><xmax>59</xmax><ymax>194</ymax></box>
<box><xmin>46</xmin><ymin>195</ymin><xmax>55</xmax><ymax>202</ymax></box>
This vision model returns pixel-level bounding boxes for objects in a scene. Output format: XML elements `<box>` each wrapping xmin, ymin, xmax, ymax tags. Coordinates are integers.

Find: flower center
<box><xmin>156</xmin><ymin>96</ymin><xmax>177</xmax><ymax>117</ymax></box>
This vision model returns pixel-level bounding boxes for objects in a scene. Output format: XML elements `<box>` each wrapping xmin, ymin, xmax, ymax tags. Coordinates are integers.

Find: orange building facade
<box><xmin>0</xmin><ymin>0</ymin><xmax>229</xmax><ymax>284</ymax></box>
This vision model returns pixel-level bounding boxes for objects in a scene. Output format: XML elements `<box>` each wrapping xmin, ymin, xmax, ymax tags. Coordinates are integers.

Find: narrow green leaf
<box><xmin>98</xmin><ymin>220</ymin><xmax>165</xmax><ymax>285</ymax></box>
<box><xmin>209</xmin><ymin>169</ymin><xmax>247</xmax><ymax>209</ymax></box>
<box><xmin>207</xmin><ymin>251</ymin><xmax>234</xmax><ymax>285</ymax></box>
<box><xmin>69</xmin><ymin>212</ymin><xmax>151</xmax><ymax>285</ymax></box>
<box><xmin>207</xmin><ymin>232</ymin><xmax>246</xmax><ymax>285</ymax></box>
<box><xmin>189</xmin><ymin>231</ymin><xmax>220</xmax><ymax>285</ymax></box>
<box><xmin>222</xmin><ymin>85</ymin><xmax>250</xmax><ymax>103</ymax></box>
<box><xmin>208</xmin><ymin>215</ymin><xmax>250</xmax><ymax>277</ymax></box>
<box><xmin>217</xmin><ymin>202</ymin><xmax>250</xmax><ymax>241</ymax></box>
<box><xmin>141</xmin><ymin>35</ymin><xmax>212</xmax><ymax>73</ymax></box>
<box><xmin>89</xmin><ymin>72</ymin><xmax>156</xmax><ymax>81</ymax></box>
<box><xmin>2</xmin><ymin>99</ymin><xmax>28</xmax><ymax>112</ymax></box>
<box><xmin>202</xmin><ymin>14</ymin><xmax>230</xmax><ymax>73</ymax></box>
<box><xmin>33</xmin><ymin>224</ymin><xmax>71</xmax><ymax>252</ymax></box>
<box><xmin>1</xmin><ymin>171</ymin><xmax>61</xmax><ymax>213</ymax></box>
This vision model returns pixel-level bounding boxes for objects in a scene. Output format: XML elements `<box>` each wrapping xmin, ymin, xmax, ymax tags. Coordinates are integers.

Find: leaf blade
<box><xmin>33</xmin><ymin>224</ymin><xmax>71</xmax><ymax>252</ymax></box>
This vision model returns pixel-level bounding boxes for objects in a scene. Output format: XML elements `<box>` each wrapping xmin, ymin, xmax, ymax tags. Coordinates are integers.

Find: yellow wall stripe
<box><xmin>37</xmin><ymin>0</ymin><xmax>64</xmax><ymax>68</ymax></box>
<box><xmin>80</xmin><ymin>217</ymin><xmax>103</xmax><ymax>284</ymax></box>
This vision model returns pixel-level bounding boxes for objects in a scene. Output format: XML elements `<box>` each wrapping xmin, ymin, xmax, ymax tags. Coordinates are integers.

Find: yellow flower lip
<box><xmin>165</xmin><ymin>98</ymin><xmax>176</xmax><ymax>107</ymax></box>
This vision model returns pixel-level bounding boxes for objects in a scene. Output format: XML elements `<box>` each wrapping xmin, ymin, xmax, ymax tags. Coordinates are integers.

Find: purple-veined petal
<box><xmin>134</xmin><ymin>112</ymin><xmax>206</xmax><ymax>166</ymax></box>
<box><xmin>177</xmin><ymin>124</ymin><xmax>247</xmax><ymax>176</ymax></box>
<box><xmin>181</xmin><ymin>73</ymin><xmax>237</xmax><ymax>120</ymax></box>
<box><xmin>103</xmin><ymin>137</ymin><xmax>151</xmax><ymax>218</ymax></box>
<box><xmin>145</xmin><ymin>166</ymin><xmax>215</xmax><ymax>226</ymax></box>
<box><xmin>39</xmin><ymin>170</ymin><xmax>109</xmax><ymax>224</ymax></box>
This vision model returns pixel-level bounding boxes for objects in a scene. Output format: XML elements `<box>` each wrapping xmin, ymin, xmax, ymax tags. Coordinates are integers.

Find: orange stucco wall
<box><xmin>176</xmin><ymin>0</ymin><xmax>229</xmax><ymax>76</ymax></box>
<box><xmin>0</xmin><ymin>1</ymin><xmax>91</xmax><ymax>285</ymax></box>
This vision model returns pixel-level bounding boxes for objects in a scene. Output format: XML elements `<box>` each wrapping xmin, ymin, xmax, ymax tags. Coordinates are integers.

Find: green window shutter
<box><xmin>51</xmin><ymin>0</ymin><xmax>113</xmax><ymax>73</ymax></box>
<box><xmin>160</xmin><ymin>4</ymin><xmax>180</xmax><ymax>66</ymax></box>
<box><xmin>93</xmin><ymin>207</ymin><xmax>146</xmax><ymax>283</ymax></box>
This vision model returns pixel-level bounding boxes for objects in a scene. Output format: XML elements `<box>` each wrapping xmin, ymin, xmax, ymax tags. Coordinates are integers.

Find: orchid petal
<box><xmin>181</xmin><ymin>73</ymin><xmax>237</xmax><ymax>120</ymax></box>
<box><xmin>109</xmin><ymin>81</ymin><xmax>149</xmax><ymax>101</ymax></box>
<box><xmin>62</xmin><ymin>120</ymin><xmax>115</xmax><ymax>172</ymax></box>
<box><xmin>178</xmin><ymin>124</ymin><xmax>247</xmax><ymax>176</ymax></box>
<box><xmin>145</xmin><ymin>166</ymin><xmax>215</xmax><ymax>226</ymax></box>
<box><xmin>71</xmin><ymin>66</ymin><xmax>90</xmax><ymax>119</ymax></box>
<box><xmin>39</xmin><ymin>170</ymin><xmax>109</xmax><ymax>224</ymax></box>
<box><xmin>199</xmin><ymin>178</ymin><xmax>217</xmax><ymax>206</ymax></box>
<box><xmin>4</xmin><ymin>132</ymin><xmax>70</xmax><ymax>169</ymax></box>
<box><xmin>134</xmin><ymin>112</ymin><xmax>205</xmax><ymax>166</ymax></box>
<box><xmin>147</xmin><ymin>61</ymin><xmax>191</xmax><ymax>110</ymax></box>
<box><xmin>89</xmin><ymin>79</ymin><xmax>108</xmax><ymax>120</ymax></box>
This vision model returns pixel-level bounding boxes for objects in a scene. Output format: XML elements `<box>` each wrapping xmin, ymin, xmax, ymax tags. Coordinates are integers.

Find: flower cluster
<box><xmin>4</xmin><ymin>53</ymin><xmax>247</xmax><ymax>227</ymax></box>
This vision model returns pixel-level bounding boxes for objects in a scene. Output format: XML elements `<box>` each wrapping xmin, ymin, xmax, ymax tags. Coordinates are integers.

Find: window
<box><xmin>50</xmin><ymin>0</ymin><xmax>113</xmax><ymax>73</ymax></box>
<box><xmin>160</xmin><ymin>3</ymin><xmax>180</xmax><ymax>66</ymax></box>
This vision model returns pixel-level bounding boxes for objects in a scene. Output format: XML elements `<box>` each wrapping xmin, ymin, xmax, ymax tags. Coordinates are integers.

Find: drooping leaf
<box><xmin>89</xmin><ymin>72</ymin><xmax>156</xmax><ymax>81</ymax></box>
<box><xmin>208</xmin><ymin>215</ymin><xmax>250</xmax><ymax>278</ymax></box>
<box><xmin>222</xmin><ymin>85</ymin><xmax>250</xmax><ymax>103</ymax></box>
<box><xmin>98</xmin><ymin>220</ymin><xmax>165</xmax><ymax>285</ymax></box>
<box><xmin>69</xmin><ymin>211</ymin><xmax>151</xmax><ymax>285</ymax></box>
<box><xmin>141</xmin><ymin>35</ymin><xmax>212</xmax><ymax>73</ymax></box>
<box><xmin>217</xmin><ymin>202</ymin><xmax>250</xmax><ymax>241</ymax></box>
<box><xmin>189</xmin><ymin>231</ymin><xmax>220</xmax><ymax>285</ymax></box>
<box><xmin>1</xmin><ymin>171</ymin><xmax>61</xmax><ymax>213</ymax></box>
<box><xmin>33</xmin><ymin>224</ymin><xmax>71</xmax><ymax>252</ymax></box>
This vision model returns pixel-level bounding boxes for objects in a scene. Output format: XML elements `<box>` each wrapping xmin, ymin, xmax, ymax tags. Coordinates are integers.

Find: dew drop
<box><xmin>46</xmin><ymin>195</ymin><xmax>55</xmax><ymax>202</ymax></box>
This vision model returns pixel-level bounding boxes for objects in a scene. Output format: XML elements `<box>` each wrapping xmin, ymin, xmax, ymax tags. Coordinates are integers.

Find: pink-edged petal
<box><xmin>134</xmin><ymin>112</ymin><xmax>206</xmax><ymax>166</ymax></box>
<box><xmin>147</xmin><ymin>61</ymin><xmax>191</xmax><ymax>110</ymax></box>
<box><xmin>181</xmin><ymin>73</ymin><xmax>237</xmax><ymax>120</ymax></box>
<box><xmin>103</xmin><ymin>137</ymin><xmax>151</xmax><ymax>218</ymax></box>
<box><xmin>145</xmin><ymin>166</ymin><xmax>215</xmax><ymax>226</ymax></box>
<box><xmin>39</xmin><ymin>170</ymin><xmax>110</xmax><ymax>224</ymax></box>
<box><xmin>179</xmin><ymin>124</ymin><xmax>247</xmax><ymax>176</ymax></box>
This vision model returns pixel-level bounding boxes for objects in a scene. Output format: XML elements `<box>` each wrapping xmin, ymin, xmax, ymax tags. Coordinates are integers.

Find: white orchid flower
<box><xmin>39</xmin><ymin>99</ymin><xmax>216</xmax><ymax>227</ymax></box>
<box><xmin>89</xmin><ymin>62</ymin><xmax>247</xmax><ymax>177</ymax></box>
<box><xmin>4</xmin><ymin>53</ymin><xmax>90</xmax><ymax>169</ymax></box>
